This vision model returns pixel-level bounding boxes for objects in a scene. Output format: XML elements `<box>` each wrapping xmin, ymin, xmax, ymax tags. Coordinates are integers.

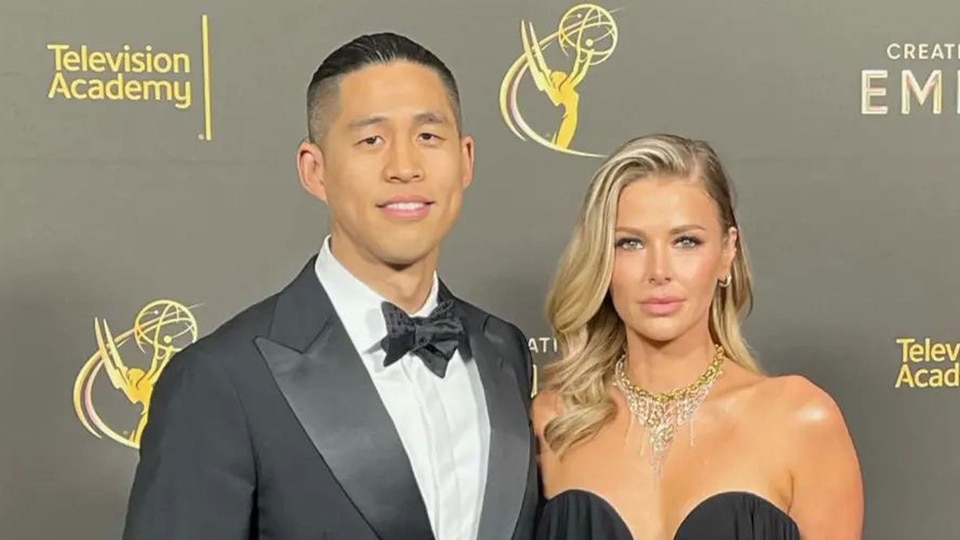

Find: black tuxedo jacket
<box><xmin>121</xmin><ymin>257</ymin><xmax>540</xmax><ymax>540</ymax></box>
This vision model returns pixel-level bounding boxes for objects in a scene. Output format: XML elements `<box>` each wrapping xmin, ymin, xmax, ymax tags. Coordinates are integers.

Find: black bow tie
<box><xmin>380</xmin><ymin>299</ymin><xmax>466</xmax><ymax>378</ymax></box>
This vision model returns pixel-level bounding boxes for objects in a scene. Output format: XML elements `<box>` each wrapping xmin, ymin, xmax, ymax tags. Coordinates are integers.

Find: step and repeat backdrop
<box><xmin>2</xmin><ymin>0</ymin><xmax>959</xmax><ymax>538</ymax></box>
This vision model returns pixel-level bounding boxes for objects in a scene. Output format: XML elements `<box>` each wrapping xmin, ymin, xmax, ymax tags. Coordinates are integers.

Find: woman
<box><xmin>533</xmin><ymin>134</ymin><xmax>863</xmax><ymax>540</ymax></box>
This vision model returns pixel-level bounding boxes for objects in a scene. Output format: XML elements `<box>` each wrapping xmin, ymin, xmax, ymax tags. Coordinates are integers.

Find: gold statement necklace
<box><xmin>614</xmin><ymin>344</ymin><xmax>726</xmax><ymax>476</ymax></box>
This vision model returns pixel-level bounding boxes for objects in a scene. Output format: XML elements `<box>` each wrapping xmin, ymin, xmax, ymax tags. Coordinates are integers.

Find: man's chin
<box><xmin>377</xmin><ymin>246</ymin><xmax>437</xmax><ymax>270</ymax></box>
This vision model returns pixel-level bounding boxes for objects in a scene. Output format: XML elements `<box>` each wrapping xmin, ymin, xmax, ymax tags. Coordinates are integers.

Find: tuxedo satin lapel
<box><xmin>256</xmin><ymin>258</ymin><xmax>434</xmax><ymax>540</ymax></box>
<box><xmin>467</xmin><ymin>317</ymin><xmax>531</xmax><ymax>540</ymax></box>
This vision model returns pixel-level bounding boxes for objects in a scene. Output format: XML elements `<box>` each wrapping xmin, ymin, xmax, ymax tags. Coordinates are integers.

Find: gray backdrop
<box><xmin>2</xmin><ymin>0</ymin><xmax>958</xmax><ymax>538</ymax></box>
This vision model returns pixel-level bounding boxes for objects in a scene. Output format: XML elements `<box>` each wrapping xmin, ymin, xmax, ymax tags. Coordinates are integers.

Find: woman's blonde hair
<box><xmin>541</xmin><ymin>133</ymin><xmax>757</xmax><ymax>458</ymax></box>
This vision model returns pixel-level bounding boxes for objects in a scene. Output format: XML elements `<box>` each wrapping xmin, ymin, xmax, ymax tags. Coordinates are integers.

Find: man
<box><xmin>121</xmin><ymin>32</ymin><xmax>539</xmax><ymax>540</ymax></box>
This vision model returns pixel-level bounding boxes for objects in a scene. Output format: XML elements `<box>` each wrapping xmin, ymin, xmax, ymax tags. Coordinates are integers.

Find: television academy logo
<box><xmin>46</xmin><ymin>14</ymin><xmax>214</xmax><ymax>141</ymax></box>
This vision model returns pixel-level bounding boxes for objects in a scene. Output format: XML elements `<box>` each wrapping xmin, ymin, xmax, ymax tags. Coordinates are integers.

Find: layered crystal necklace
<box><xmin>614</xmin><ymin>343</ymin><xmax>727</xmax><ymax>476</ymax></box>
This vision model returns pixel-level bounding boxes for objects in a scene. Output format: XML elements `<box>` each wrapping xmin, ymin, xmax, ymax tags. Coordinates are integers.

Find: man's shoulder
<box><xmin>455</xmin><ymin>297</ymin><xmax>533</xmax><ymax>376</ymax></box>
<box><xmin>174</xmin><ymin>291</ymin><xmax>281</xmax><ymax>369</ymax></box>
<box><xmin>456</xmin><ymin>297</ymin><xmax>535</xmax><ymax>400</ymax></box>
<box><xmin>209</xmin><ymin>294</ymin><xmax>280</xmax><ymax>344</ymax></box>
<box><xmin>456</xmin><ymin>297</ymin><xmax>526</xmax><ymax>342</ymax></box>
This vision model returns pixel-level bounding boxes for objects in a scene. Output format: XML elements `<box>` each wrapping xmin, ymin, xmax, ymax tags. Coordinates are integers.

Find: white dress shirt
<box><xmin>314</xmin><ymin>235</ymin><xmax>490</xmax><ymax>540</ymax></box>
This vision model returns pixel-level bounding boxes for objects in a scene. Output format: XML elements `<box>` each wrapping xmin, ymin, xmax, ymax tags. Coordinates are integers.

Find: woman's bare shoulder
<box><xmin>753</xmin><ymin>374</ymin><xmax>850</xmax><ymax>440</ymax></box>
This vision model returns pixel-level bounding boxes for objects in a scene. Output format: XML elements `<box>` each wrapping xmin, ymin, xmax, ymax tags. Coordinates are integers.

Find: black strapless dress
<box><xmin>536</xmin><ymin>489</ymin><xmax>801</xmax><ymax>540</ymax></box>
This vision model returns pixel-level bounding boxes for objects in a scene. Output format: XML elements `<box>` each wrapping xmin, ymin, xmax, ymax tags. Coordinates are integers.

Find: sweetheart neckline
<box><xmin>544</xmin><ymin>489</ymin><xmax>799</xmax><ymax>540</ymax></box>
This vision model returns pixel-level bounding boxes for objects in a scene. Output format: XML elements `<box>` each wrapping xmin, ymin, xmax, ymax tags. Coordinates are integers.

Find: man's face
<box><xmin>300</xmin><ymin>61</ymin><xmax>474</xmax><ymax>268</ymax></box>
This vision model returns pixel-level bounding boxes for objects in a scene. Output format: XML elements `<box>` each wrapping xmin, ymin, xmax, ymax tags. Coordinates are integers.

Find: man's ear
<box><xmin>297</xmin><ymin>138</ymin><xmax>327</xmax><ymax>201</ymax></box>
<box><xmin>460</xmin><ymin>134</ymin><xmax>475</xmax><ymax>190</ymax></box>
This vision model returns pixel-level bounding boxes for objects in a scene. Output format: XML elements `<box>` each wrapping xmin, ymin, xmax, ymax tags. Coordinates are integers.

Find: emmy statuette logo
<box><xmin>73</xmin><ymin>299</ymin><xmax>199</xmax><ymax>449</ymax></box>
<box><xmin>499</xmin><ymin>3</ymin><xmax>619</xmax><ymax>157</ymax></box>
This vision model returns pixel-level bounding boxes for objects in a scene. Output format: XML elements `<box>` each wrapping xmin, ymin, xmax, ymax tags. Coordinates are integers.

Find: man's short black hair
<box><xmin>306</xmin><ymin>32</ymin><xmax>462</xmax><ymax>143</ymax></box>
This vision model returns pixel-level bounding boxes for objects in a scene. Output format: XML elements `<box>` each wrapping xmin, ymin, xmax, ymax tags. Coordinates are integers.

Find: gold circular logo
<box><xmin>73</xmin><ymin>299</ymin><xmax>199</xmax><ymax>449</ymax></box>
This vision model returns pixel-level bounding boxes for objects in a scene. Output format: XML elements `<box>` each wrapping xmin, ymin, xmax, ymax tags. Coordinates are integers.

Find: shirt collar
<box><xmin>313</xmin><ymin>235</ymin><xmax>440</xmax><ymax>360</ymax></box>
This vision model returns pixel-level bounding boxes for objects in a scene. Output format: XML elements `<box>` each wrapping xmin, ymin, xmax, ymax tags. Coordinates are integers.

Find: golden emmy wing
<box><xmin>521</xmin><ymin>21</ymin><xmax>562</xmax><ymax>106</ymax></box>
<box><xmin>93</xmin><ymin>317</ymin><xmax>139</xmax><ymax>405</ymax></box>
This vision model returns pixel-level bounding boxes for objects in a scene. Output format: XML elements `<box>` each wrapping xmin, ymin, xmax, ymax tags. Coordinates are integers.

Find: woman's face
<box><xmin>609</xmin><ymin>176</ymin><xmax>737</xmax><ymax>344</ymax></box>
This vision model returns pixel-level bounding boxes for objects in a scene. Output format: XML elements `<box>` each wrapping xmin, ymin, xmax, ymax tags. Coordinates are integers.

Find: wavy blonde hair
<box><xmin>541</xmin><ymin>133</ymin><xmax>758</xmax><ymax>458</ymax></box>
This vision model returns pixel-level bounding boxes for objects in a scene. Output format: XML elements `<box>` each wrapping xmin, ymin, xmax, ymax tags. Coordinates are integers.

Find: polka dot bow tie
<box><xmin>380</xmin><ymin>299</ymin><xmax>466</xmax><ymax>378</ymax></box>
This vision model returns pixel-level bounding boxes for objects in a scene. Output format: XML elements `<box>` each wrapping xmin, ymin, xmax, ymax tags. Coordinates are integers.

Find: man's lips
<box><xmin>377</xmin><ymin>196</ymin><xmax>434</xmax><ymax>218</ymax></box>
